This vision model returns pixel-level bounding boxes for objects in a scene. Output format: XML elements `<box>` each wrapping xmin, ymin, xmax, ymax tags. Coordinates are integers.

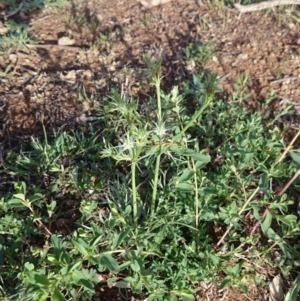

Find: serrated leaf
<box><xmin>176</xmin><ymin>182</ymin><xmax>194</xmax><ymax>192</ymax></box>
<box><xmin>99</xmin><ymin>254</ymin><xmax>120</xmax><ymax>274</ymax></box>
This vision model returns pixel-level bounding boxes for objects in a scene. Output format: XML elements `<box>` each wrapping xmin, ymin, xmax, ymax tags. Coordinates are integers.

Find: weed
<box><xmin>184</xmin><ymin>41</ymin><xmax>216</xmax><ymax>69</ymax></box>
<box><xmin>1</xmin><ymin>54</ymin><xmax>300</xmax><ymax>301</ymax></box>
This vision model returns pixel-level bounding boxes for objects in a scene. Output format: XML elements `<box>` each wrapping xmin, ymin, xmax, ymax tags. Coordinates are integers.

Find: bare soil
<box><xmin>1</xmin><ymin>0</ymin><xmax>300</xmax><ymax>300</ymax></box>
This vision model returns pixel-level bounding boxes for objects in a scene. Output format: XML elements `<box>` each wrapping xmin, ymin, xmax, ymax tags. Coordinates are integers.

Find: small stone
<box><xmin>237</xmin><ymin>53</ymin><xmax>248</xmax><ymax>60</ymax></box>
<box><xmin>288</xmin><ymin>22</ymin><xmax>295</xmax><ymax>29</ymax></box>
<box><xmin>95</xmin><ymin>13</ymin><xmax>102</xmax><ymax>22</ymax></box>
<box><xmin>297</xmin><ymin>38</ymin><xmax>300</xmax><ymax>45</ymax></box>
<box><xmin>9</xmin><ymin>54</ymin><xmax>17</xmax><ymax>64</ymax></box>
<box><xmin>212</xmin><ymin>56</ymin><xmax>218</xmax><ymax>62</ymax></box>
<box><xmin>58</xmin><ymin>36</ymin><xmax>75</xmax><ymax>46</ymax></box>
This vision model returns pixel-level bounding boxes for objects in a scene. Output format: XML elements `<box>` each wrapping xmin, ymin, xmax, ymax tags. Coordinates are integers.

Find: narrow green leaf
<box><xmin>261</xmin><ymin>212</ymin><xmax>272</xmax><ymax>234</ymax></box>
<box><xmin>13</xmin><ymin>193</ymin><xmax>25</xmax><ymax>200</ymax></box>
<box><xmin>284</xmin><ymin>275</ymin><xmax>300</xmax><ymax>301</ymax></box>
<box><xmin>179</xmin><ymin>168</ymin><xmax>193</xmax><ymax>182</ymax></box>
<box><xmin>112</xmin><ymin>228</ymin><xmax>130</xmax><ymax>250</ymax></box>
<box><xmin>265</xmin><ymin>228</ymin><xmax>281</xmax><ymax>241</ymax></box>
<box><xmin>190</xmin><ymin>152</ymin><xmax>210</xmax><ymax>163</ymax></box>
<box><xmin>135</xmin><ymin>277</ymin><xmax>142</xmax><ymax>294</ymax></box>
<box><xmin>199</xmin><ymin>187</ymin><xmax>216</xmax><ymax>196</ymax></box>
<box><xmin>8</xmin><ymin>198</ymin><xmax>24</xmax><ymax>208</ymax></box>
<box><xmin>276</xmin><ymin>214</ymin><xmax>297</xmax><ymax>226</ymax></box>
<box><xmin>208</xmin><ymin>253</ymin><xmax>219</xmax><ymax>266</ymax></box>
<box><xmin>176</xmin><ymin>182</ymin><xmax>194</xmax><ymax>192</ymax></box>
<box><xmin>231</xmin><ymin>261</ymin><xmax>243</xmax><ymax>275</ymax></box>
<box><xmin>52</xmin><ymin>287</ymin><xmax>66</xmax><ymax>301</ymax></box>
<box><xmin>170</xmin><ymin>145</ymin><xmax>183</xmax><ymax>154</ymax></box>
<box><xmin>220</xmin><ymin>277</ymin><xmax>231</xmax><ymax>289</ymax></box>
<box><xmin>99</xmin><ymin>254</ymin><xmax>120</xmax><ymax>274</ymax></box>
<box><xmin>34</xmin><ymin>274</ymin><xmax>50</xmax><ymax>287</ymax></box>
<box><xmin>73</xmin><ymin>240</ymin><xmax>88</xmax><ymax>256</ymax></box>
<box><xmin>178</xmin><ymin>292</ymin><xmax>195</xmax><ymax>301</ymax></box>
<box><xmin>289</xmin><ymin>151</ymin><xmax>300</xmax><ymax>165</ymax></box>
<box><xmin>200</xmin><ymin>210</ymin><xmax>216</xmax><ymax>221</ymax></box>
<box><xmin>81</xmin><ymin>278</ymin><xmax>95</xmax><ymax>291</ymax></box>
<box><xmin>51</xmin><ymin>235</ymin><xmax>63</xmax><ymax>250</ymax></box>
<box><xmin>130</xmin><ymin>260</ymin><xmax>140</xmax><ymax>272</ymax></box>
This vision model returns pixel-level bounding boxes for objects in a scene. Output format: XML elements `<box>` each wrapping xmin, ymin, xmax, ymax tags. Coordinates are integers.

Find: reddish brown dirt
<box><xmin>1</xmin><ymin>0</ymin><xmax>300</xmax><ymax>300</ymax></box>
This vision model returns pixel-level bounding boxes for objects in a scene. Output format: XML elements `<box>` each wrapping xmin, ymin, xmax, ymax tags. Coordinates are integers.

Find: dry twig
<box><xmin>234</xmin><ymin>0</ymin><xmax>300</xmax><ymax>13</ymax></box>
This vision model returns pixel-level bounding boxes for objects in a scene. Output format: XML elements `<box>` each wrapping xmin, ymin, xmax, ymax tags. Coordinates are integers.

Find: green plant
<box><xmin>0</xmin><ymin>20</ymin><xmax>38</xmax><ymax>53</ymax></box>
<box><xmin>1</xmin><ymin>52</ymin><xmax>300</xmax><ymax>301</ymax></box>
<box><xmin>183</xmin><ymin>42</ymin><xmax>216</xmax><ymax>69</ymax></box>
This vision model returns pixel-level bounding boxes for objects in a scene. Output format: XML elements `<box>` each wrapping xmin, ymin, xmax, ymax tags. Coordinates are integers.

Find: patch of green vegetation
<box><xmin>184</xmin><ymin>41</ymin><xmax>216</xmax><ymax>68</ymax></box>
<box><xmin>0</xmin><ymin>0</ymin><xmax>69</xmax><ymax>53</ymax></box>
<box><xmin>1</xmin><ymin>46</ymin><xmax>300</xmax><ymax>301</ymax></box>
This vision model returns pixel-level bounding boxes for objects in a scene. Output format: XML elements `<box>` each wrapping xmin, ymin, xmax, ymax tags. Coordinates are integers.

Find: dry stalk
<box><xmin>234</xmin><ymin>0</ymin><xmax>300</xmax><ymax>13</ymax></box>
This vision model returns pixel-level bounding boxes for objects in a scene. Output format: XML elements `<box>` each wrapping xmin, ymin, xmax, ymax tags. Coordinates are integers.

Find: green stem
<box><xmin>132</xmin><ymin>160</ymin><xmax>138</xmax><ymax>228</ymax></box>
<box><xmin>151</xmin><ymin>151</ymin><xmax>162</xmax><ymax>214</ymax></box>
<box><xmin>150</xmin><ymin>75</ymin><xmax>162</xmax><ymax>215</ymax></box>
<box><xmin>155</xmin><ymin>76</ymin><xmax>162</xmax><ymax>121</ymax></box>
<box><xmin>180</xmin><ymin>95</ymin><xmax>211</xmax><ymax>136</ymax></box>
<box><xmin>192</xmin><ymin>160</ymin><xmax>199</xmax><ymax>228</ymax></box>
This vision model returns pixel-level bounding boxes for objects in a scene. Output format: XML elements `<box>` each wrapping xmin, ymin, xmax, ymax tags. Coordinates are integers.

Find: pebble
<box><xmin>58</xmin><ymin>36</ymin><xmax>75</xmax><ymax>46</ymax></box>
<box><xmin>237</xmin><ymin>53</ymin><xmax>248</xmax><ymax>60</ymax></box>
<box><xmin>9</xmin><ymin>54</ymin><xmax>17</xmax><ymax>64</ymax></box>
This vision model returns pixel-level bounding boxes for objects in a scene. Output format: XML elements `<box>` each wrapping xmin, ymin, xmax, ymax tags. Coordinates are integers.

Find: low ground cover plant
<box><xmin>1</xmin><ymin>51</ymin><xmax>300</xmax><ymax>301</ymax></box>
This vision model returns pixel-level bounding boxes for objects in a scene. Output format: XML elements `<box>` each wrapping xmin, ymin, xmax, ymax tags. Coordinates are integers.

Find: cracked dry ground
<box><xmin>0</xmin><ymin>0</ymin><xmax>300</xmax><ymax>300</ymax></box>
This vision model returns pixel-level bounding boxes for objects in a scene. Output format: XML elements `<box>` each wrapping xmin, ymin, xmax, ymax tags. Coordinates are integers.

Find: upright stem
<box><xmin>180</xmin><ymin>95</ymin><xmax>211</xmax><ymax>136</ymax></box>
<box><xmin>151</xmin><ymin>151</ymin><xmax>161</xmax><ymax>214</ymax></box>
<box><xmin>155</xmin><ymin>76</ymin><xmax>162</xmax><ymax>121</ymax></box>
<box><xmin>192</xmin><ymin>160</ymin><xmax>199</xmax><ymax>228</ymax></box>
<box><xmin>151</xmin><ymin>76</ymin><xmax>163</xmax><ymax>215</ymax></box>
<box><xmin>131</xmin><ymin>160</ymin><xmax>138</xmax><ymax>228</ymax></box>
